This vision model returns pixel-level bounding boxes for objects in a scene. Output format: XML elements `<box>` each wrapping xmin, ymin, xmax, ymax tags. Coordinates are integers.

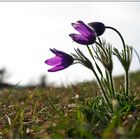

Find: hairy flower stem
<box><xmin>86</xmin><ymin>45</ymin><xmax>112</xmax><ymax>110</ymax></box>
<box><xmin>105</xmin><ymin>26</ymin><xmax>130</xmax><ymax>97</ymax></box>
<box><xmin>125</xmin><ymin>69</ymin><xmax>129</xmax><ymax>97</ymax></box>
<box><xmin>91</xmin><ymin>67</ymin><xmax>112</xmax><ymax>110</ymax></box>
<box><xmin>108</xmin><ymin>71</ymin><xmax>116</xmax><ymax>99</ymax></box>
<box><xmin>105</xmin><ymin>26</ymin><xmax>126</xmax><ymax>55</ymax></box>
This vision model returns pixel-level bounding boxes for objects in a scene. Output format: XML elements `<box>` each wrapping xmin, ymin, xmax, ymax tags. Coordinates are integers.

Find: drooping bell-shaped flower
<box><xmin>69</xmin><ymin>20</ymin><xmax>96</xmax><ymax>45</ymax></box>
<box><xmin>45</xmin><ymin>48</ymin><xmax>74</xmax><ymax>72</ymax></box>
<box><xmin>88</xmin><ymin>22</ymin><xmax>105</xmax><ymax>36</ymax></box>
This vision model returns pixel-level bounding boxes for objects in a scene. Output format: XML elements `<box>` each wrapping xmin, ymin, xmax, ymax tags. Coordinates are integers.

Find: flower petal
<box><xmin>45</xmin><ymin>56</ymin><xmax>62</xmax><ymax>66</ymax></box>
<box><xmin>77</xmin><ymin>21</ymin><xmax>94</xmax><ymax>34</ymax></box>
<box><xmin>45</xmin><ymin>48</ymin><xmax>74</xmax><ymax>72</ymax></box>
<box><xmin>50</xmin><ymin>48</ymin><xmax>70</xmax><ymax>57</ymax></box>
<box><xmin>48</xmin><ymin>65</ymin><xmax>65</xmax><ymax>72</ymax></box>
<box><xmin>69</xmin><ymin>33</ymin><xmax>95</xmax><ymax>45</ymax></box>
<box><xmin>72</xmin><ymin>21</ymin><xmax>93</xmax><ymax>36</ymax></box>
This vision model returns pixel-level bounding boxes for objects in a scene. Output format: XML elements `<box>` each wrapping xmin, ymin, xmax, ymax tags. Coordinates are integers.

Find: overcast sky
<box><xmin>0</xmin><ymin>2</ymin><xmax>140</xmax><ymax>86</ymax></box>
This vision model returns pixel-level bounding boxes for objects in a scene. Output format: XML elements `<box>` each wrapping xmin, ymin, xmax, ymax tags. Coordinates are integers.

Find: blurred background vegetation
<box><xmin>0</xmin><ymin>69</ymin><xmax>140</xmax><ymax>138</ymax></box>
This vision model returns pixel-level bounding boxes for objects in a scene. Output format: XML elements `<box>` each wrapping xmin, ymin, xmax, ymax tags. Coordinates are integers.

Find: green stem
<box><xmin>91</xmin><ymin>67</ymin><xmax>111</xmax><ymax>109</ymax></box>
<box><xmin>86</xmin><ymin>45</ymin><xmax>94</xmax><ymax>60</ymax></box>
<box><xmin>95</xmin><ymin>41</ymin><xmax>102</xmax><ymax>47</ymax></box>
<box><xmin>125</xmin><ymin>69</ymin><xmax>129</xmax><ymax>97</ymax></box>
<box><xmin>97</xmin><ymin>37</ymin><xmax>102</xmax><ymax>45</ymax></box>
<box><xmin>86</xmin><ymin>45</ymin><xmax>112</xmax><ymax>110</ymax></box>
<box><xmin>105</xmin><ymin>26</ymin><xmax>126</xmax><ymax>58</ymax></box>
<box><xmin>106</xmin><ymin>26</ymin><xmax>129</xmax><ymax>99</ymax></box>
<box><xmin>108</xmin><ymin>71</ymin><xmax>116</xmax><ymax>99</ymax></box>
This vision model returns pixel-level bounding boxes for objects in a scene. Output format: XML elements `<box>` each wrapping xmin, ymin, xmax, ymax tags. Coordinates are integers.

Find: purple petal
<box><xmin>72</xmin><ymin>21</ymin><xmax>93</xmax><ymax>37</ymax></box>
<box><xmin>46</xmin><ymin>48</ymin><xmax>74</xmax><ymax>72</ymax></box>
<box><xmin>69</xmin><ymin>33</ymin><xmax>94</xmax><ymax>45</ymax></box>
<box><xmin>50</xmin><ymin>48</ymin><xmax>69</xmax><ymax>57</ymax></box>
<box><xmin>77</xmin><ymin>21</ymin><xmax>94</xmax><ymax>34</ymax></box>
<box><xmin>48</xmin><ymin>65</ymin><xmax>65</xmax><ymax>72</ymax></box>
<box><xmin>45</xmin><ymin>56</ymin><xmax>62</xmax><ymax>66</ymax></box>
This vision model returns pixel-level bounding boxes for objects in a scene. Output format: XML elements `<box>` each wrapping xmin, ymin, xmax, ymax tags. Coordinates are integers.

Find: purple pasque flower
<box><xmin>69</xmin><ymin>20</ymin><xmax>96</xmax><ymax>45</ymax></box>
<box><xmin>88</xmin><ymin>22</ymin><xmax>105</xmax><ymax>36</ymax></box>
<box><xmin>45</xmin><ymin>48</ymin><xmax>73</xmax><ymax>72</ymax></box>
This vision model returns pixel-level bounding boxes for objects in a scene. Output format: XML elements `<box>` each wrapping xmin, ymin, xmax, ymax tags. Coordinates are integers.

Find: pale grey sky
<box><xmin>0</xmin><ymin>2</ymin><xmax>140</xmax><ymax>86</ymax></box>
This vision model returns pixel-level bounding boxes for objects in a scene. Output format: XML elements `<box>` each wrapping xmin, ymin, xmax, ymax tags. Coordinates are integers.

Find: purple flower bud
<box><xmin>45</xmin><ymin>48</ymin><xmax>73</xmax><ymax>72</ymax></box>
<box><xmin>69</xmin><ymin>20</ymin><xmax>96</xmax><ymax>45</ymax></box>
<box><xmin>88</xmin><ymin>22</ymin><xmax>105</xmax><ymax>36</ymax></box>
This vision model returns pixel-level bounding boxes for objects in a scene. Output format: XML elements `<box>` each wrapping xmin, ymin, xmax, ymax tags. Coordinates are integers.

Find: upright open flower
<box><xmin>88</xmin><ymin>22</ymin><xmax>105</xmax><ymax>36</ymax></box>
<box><xmin>45</xmin><ymin>48</ymin><xmax>74</xmax><ymax>72</ymax></box>
<box><xmin>69</xmin><ymin>20</ymin><xmax>96</xmax><ymax>45</ymax></box>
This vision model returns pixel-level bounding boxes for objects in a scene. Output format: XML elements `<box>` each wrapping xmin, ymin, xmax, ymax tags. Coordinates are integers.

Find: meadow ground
<box><xmin>0</xmin><ymin>71</ymin><xmax>140</xmax><ymax>138</ymax></box>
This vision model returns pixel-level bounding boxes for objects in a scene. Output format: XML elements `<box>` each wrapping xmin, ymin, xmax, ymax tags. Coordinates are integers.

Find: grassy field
<box><xmin>0</xmin><ymin>70</ymin><xmax>140</xmax><ymax>138</ymax></box>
